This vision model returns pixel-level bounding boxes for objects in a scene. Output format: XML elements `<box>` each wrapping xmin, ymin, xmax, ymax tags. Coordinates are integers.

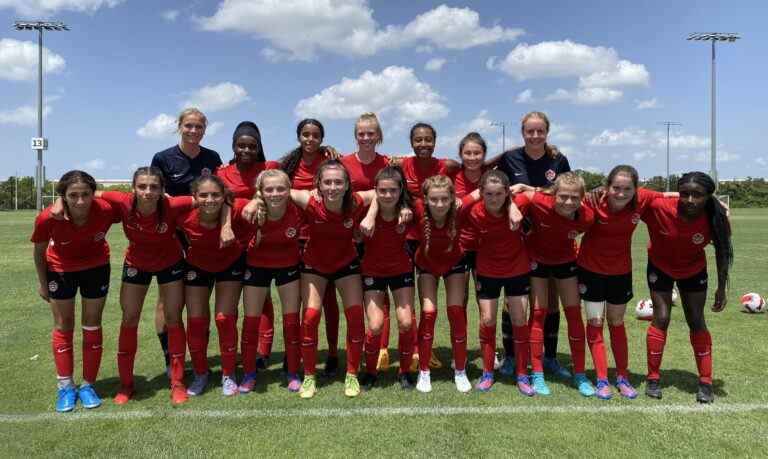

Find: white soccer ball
<box><xmin>635</xmin><ymin>299</ymin><xmax>654</xmax><ymax>321</ymax></box>
<box><xmin>741</xmin><ymin>293</ymin><xmax>765</xmax><ymax>313</ymax></box>
<box><xmin>672</xmin><ymin>288</ymin><xmax>679</xmax><ymax>304</ymax></box>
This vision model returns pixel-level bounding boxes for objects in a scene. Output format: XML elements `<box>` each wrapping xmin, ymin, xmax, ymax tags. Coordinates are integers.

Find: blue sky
<box><xmin>1</xmin><ymin>0</ymin><xmax>766</xmax><ymax>180</ymax></box>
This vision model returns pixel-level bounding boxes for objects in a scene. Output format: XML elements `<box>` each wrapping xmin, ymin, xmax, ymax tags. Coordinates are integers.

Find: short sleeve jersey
<box><xmin>453</xmin><ymin>167</ymin><xmax>484</xmax><ymax>199</ymax></box>
<box><xmin>246</xmin><ymin>201</ymin><xmax>305</xmax><ymax>268</ymax></box>
<box><xmin>216</xmin><ymin>161</ymin><xmax>280</xmax><ymax>199</ymax></box>
<box><xmin>465</xmin><ymin>196</ymin><xmax>530</xmax><ymax>278</ymax></box>
<box><xmin>521</xmin><ymin>192</ymin><xmax>594</xmax><ymax>265</ymax></box>
<box><xmin>341</xmin><ymin>153</ymin><xmax>390</xmax><ymax>192</ymax></box>
<box><xmin>31</xmin><ymin>198</ymin><xmax>121</xmax><ymax>272</ymax></box>
<box><xmin>289</xmin><ymin>154</ymin><xmax>325</xmax><ymax>191</ymax></box>
<box><xmin>361</xmin><ymin>214</ymin><xmax>413</xmax><ymax>277</ymax></box>
<box><xmin>151</xmin><ymin>145</ymin><xmax>223</xmax><ymax>196</ymax></box>
<box><xmin>413</xmin><ymin>195</ymin><xmax>475</xmax><ymax>276</ymax></box>
<box><xmin>302</xmin><ymin>194</ymin><xmax>367</xmax><ymax>274</ymax></box>
<box><xmin>400</xmin><ymin>156</ymin><xmax>450</xmax><ymax>198</ymax></box>
<box><xmin>497</xmin><ymin>147</ymin><xmax>570</xmax><ymax>187</ymax></box>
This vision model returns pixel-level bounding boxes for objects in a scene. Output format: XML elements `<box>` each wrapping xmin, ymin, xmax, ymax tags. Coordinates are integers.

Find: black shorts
<box><xmin>416</xmin><ymin>258</ymin><xmax>467</xmax><ymax>278</ymax></box>
<box><xmin>243</xmin><ymin>264</ymin><xmax>300</xmax><ymax>287</ymax></box>
<box><xmin>184</xmin><ymin>254</ymin><xmax>246</xmax><ymax>288</ymax></box>
<box><xmin>362</xmin><ymin>272</ymin><xmax>415</xmax><ymax>292</ymax></box>
<box><xmin>463</xmin><ymin>251</ymin><xmax>477</xmax><ymax>271</ymax></box>
<box><xmin>475</xmin><ymin>274</ymin><xmax>530</xmax><ymax>300</ymax></box>
<box><xmin>122</xmin><ymin>259</ymin><xmax>185</xmax><ymax>286</ymax></box>
<box><xmin>647</xmin><ymin>261</ymin><xmax>708</xmax><ymax>293</ymax></box>
<box><xmin>529</xmin><ymin>260</ymin><xmax>578</xmax><ymax>279</ymax></box>
<box><xmin>302</xmin><ymin>258</ymin><xmax>361</xmax><ymax>281</ymax></box>
<box><xmin>47</xmin><ymin>264</ymin><xmax>111</xmax><ymax>300</ymax></box>
<box><xmin>578</xmin><ymin>267</ymin><xmax>633</xmax><ymax>304</ymax></box>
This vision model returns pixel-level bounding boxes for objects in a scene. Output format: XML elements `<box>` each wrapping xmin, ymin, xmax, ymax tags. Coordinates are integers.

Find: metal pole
<box><xmin>710</xmin><ymin>39</ymin><xmax>717</xmax><ymax>186</ymax></box>
<box><xmin>501</xmin><ymin>123</ymin><xmax>506</xmax><ymax>153</ymax></box>
<box><xmin>36</xmin><ymin>27</ymin><xmax>43</xmax><ymax>211</ymax></box>
<box><xmin>15</xmin><ymin>172</ymin><xmax>18</xmax><ymax>211</ymax></box>
<box><xmin>666</xmin><ymin>124</ymin><xmax>671</xmax><ymax>191</ymax></box>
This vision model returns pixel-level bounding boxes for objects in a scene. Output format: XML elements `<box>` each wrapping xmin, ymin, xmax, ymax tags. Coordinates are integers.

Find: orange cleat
<box><xmin>112</xmin><ymin>386</ymin><xmax>134</xmax><ymax>405</ymax></box>
<box><xmin>171</xmin><ymin>383</ymin><xmax>189</xmax><ymax>405</ymax></box>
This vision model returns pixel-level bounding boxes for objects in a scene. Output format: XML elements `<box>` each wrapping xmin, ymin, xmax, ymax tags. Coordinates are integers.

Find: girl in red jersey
<box><xmin>641</xmin><ymin>172</ymin><xmax>732</xmax><ymax>403</ymax></box>
<box><xmin>216</xmin><ymin>121</ymin><xmax>281</xmax><ymax>372</ymax></box>
<box><xmin>176</xmin><ymin>175</ymin><xmax>251</xmax><ymax>397</ymax></box>
<box><xmin>465</xmin><ymin>170</ymin><xmax>533</xmax><ymax>395</ymax></box>
<box><xmin>31</xmin><ymin>170</ymin><xmax>120</xmax><ymax>412</ymax></box>
<box><xmin>513</xmin><ymin>172</ymin><xmax>596</xmax><ymax>397</ymax></box>
<box><xmin>358</xmin><ymin>166</ymin><xmax>417</xmax><ymax>391</ymax></box>
<box><xmin>239</xmin><ymin>169</ymin><xmax>305</xmax><ymax>393</ymax></box>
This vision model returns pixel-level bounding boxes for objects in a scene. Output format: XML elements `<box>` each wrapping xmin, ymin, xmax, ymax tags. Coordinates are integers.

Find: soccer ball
<box><xmin>741</xmin><ymin>293</ymin><xmax>765</xmax><ymax>313</ymax></box>
<box><xmin>635</xmin><ymin>299</ymin><xmax>654</xmax><ymax>321</ymax></box>
<box><xmin>671</xmin><ymin>288</ymin><xmax>679</xmax><ymax>304</ymax></box>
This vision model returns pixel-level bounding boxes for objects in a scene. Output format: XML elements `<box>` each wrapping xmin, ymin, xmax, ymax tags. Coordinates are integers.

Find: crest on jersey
<box><xmin>545</xmin><ymin>169</ymin><xmax>556</xmax><ymax>182</ymax></box>
<box><xmin>343</xmin><ymin>218</ymin><xmax>354</xmax><ymax>229</ymax></box>
<box><xmin>631</xmin><ymin>213</ymin><xmax>641</xmax><ymax>224</ymax></box>
<box><xmin>648</xmin><ymin>272</ymin><xmax>658</xmax><ymax>284</ymax></box>
<box><xmin>475</xmin><ymin>281</ymin><xmax>482</xmax><ymax>291</ymax></box>
<box><xmin>285</xmin><ymin>227</ymin><xmax>297</xmax><ymax>238</ymax></box>
<box><xmin>94</xmin><ymin>232</ymin><xmax>106</xmax><ymax>241</ymax></box>
<box><xmin>201</xmin><ymin>168</ymin><xmax>212</xmax><ymax>176</ymax></box>
<box><xmin>364</xmin><ymin>277</ymin><xmax>374</xmax><ymax>286</ymax></box>
<box><xmin>157</xmin><ymin>222</ymin><xmax>168</xmax><ymax>234</ymax></box>
<box><xmin>396</xmin><ymin>224</ymin><xmax>405</xmax><ymax>234</ymax></box>
<box><xmin>126</xmin><ymin>267</ymin><xmax>138</xmax><ymax>278</ymax></box>
<box><xmin>692</xmin><ymin>233</ymin><xmax>705</xmax><ymax>245</ymax></box>
<box><xmin>187</xmin><ymin>271</ymin><xmax>197</xmax><ymax>281</ymax></box>
<box><xmin>578</xmin><ymin>283</ymin><xmax>587</xmax><ymax>294</ymax></box>
<box><xmin>530</xmin><ymin>261</ymin><xmax>538</xmax><ymax>271</ymax></box>
<box><xmin>568</xmin><ymin>230</ymin><xmax>579</xmax><ymax>239</ymax></box>
<box><xmin>244</xmin><ymin>270</ymin><xmax>252</xmax><ymax>281</ymax></box>
<box><xmin>48</xmin><ymin>281</ymin><xmax>58</xmax><ymax>292</ymax></box>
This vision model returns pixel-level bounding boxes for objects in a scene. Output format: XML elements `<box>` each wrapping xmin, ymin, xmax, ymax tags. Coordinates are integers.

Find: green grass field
<box><xmin>1</xmin><ymin>209</ymin><xmax>767</xmax><ymax>457</ymax></box>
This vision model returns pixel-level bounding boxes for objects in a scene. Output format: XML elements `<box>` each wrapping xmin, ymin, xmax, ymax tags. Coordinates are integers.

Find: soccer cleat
<box><xmin>475</xmin><ymin>371</ymin><xmax>495</xmax><ymax>392</ymax></box>
<box><xmin>359</xmin><ymin>373</ymin><xmax>377</xmax><ymax>392</ymax></box>
<box><xmin>543</xmin><ymin>357</ymin><xmax>572</xmax><ymax>380</ymax></box>
<box><xmin>416</xmin><ymin>370</ymin><xmax>432</xmax><ymax>393</ymax></box>
<box><xmin>574</xmin><ymin>373</ymin><xmax>596</xmax><ymax>397</ymax></box>
<box><xmin>696</xmin><ymin>382</ymin><xmax>714</xmax><ymax>404</ymax></box>
<box><xmin>78</xmin><ymin>384</ymin><xmax>102</xmax><ymax>409</ymax></box>
<box><xmin>428</xmin><ymin>354</ymin><xmax>443</xmax><ymax>369</ymax></box>
<box><xmin>595</xmin><ymin>379</ymin><xmax>612</xmax><ymax>400</ymax></box>
<box><xmin>221</xmin><ymin>375</ymin><xmax>238</xmax><ymax>397</ymax></box>
<box><xmin>516</xmin><ymin>375</ymin><xmax>535</xmax><ymax>397</ymax></box>
<box><xmin>255</xmin><ymin>356</ymin><xmax>268</xmax><ymax>371</ymax></box>
<box><xmin>344</xmin><ymin>373</ymin><xmax>360</xmax><ymax>397</ymax></box>
<box><xmin>112</xmin><ymin>386</ymin><xmax>134</xmax><ymax>405</ymax></box>
<box><xmin>615</xmin><ymin>376</ymin><xmax>638</xmax><ymax>399</ymax></box>
<box><xmin>170</xmin><ymin>383</ymin><xmax>188</xmax><ymax>405</ymax></box>
<box><xmin>376</xmin><ymin>349</ymin><xmax>390</xmax><ymax>372</ymax></box>
<box><xmin>321</xmin><ymin>355</ymin><xmax>339</xmax><ymax>378</ymax></box>
<box><xmin>498</xmin><ymin>356</ymin><xmax>515</xmax><ymax>376</ymax></box>
<box><xmin>238</xmin><ymin>372</ymin><xmax>258</xmax><ymax>394</ymax></box>
<box><xmin>55</xmin><ymin>386</ymin><xmax>77</xmax><ymax>413</ymax></box>
<box><xmin>645</xmin><ymin>379</ymin><xmax>662</xmax><ymax>399</ymax></box>
<box><xmin>532</xmin><ymin>372</ymin><xmax>551</xmax><ymax>396</ymax></box>
<box><xmin>398</xmin><ymin>372</ymin><xmax>416</xmax><ymax>390</ymax></box>
<box><xmin>286</xmin><ymin>374</ymin><xmax>302</xmax><ymax>393</ymax></box>
<box><xmin>186</xmin><ymin>372</ymin><xmax>209</xmax><ymax>396</ymax></box>
<box><xmin>299</xmin><ymin>375</ymin><xmax>317</xmax><ymax>399</ymax></box>
<box><xmin>454</xmin><ymin>369</ymin><xmax>472</xmax><ymax>393</ymax></box>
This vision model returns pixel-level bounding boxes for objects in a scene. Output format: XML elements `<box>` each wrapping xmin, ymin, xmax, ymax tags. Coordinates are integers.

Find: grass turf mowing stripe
<box><xmin>3</xmin><ymin>403</ymin><xmax>768</xmax><ymax>423</ymax></box>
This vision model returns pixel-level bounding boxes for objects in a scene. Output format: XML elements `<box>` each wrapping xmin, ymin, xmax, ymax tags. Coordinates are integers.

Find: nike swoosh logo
<box><xmin>287</xmin><ymin>271</ymin><xmax>297</xmax><ymax>276</ymax></box>
<box><xmin>540</xmin><ymin>223</ymin><xmax>550</xmax><ymax>228</ymax></box>
<box><xmin>650</xmin><ymin>351</ymin><xmax>662</xmax><ymax>355</ymax></box>
<box><xmin>597</xmin><ymin>220</ymin><xmax>608</xmax><ymax>225</ymax></box>
<box><xmin>172</xmin><ymin>270</ymin><xmax>182</xmax><ymax>275</ymax></box>
<box><xmin>172</xmin><ymin>173</ymin><xmax>184</xmax><ymax>179</ymax></box>
<box><xmin>404</xmin><ymin>278</ymin><xmax>413</xmax><ymax>282</ymax></box>
<box><xmin>60</xmin><ymin>241</ymin><xmax>72</xmax><ymax>245</ymax></box>
<box><xmin>514</xmin><ymin>172</ymin><xmax>523</xmax><ymax>176</ymax></box>
<box><xmin>231</xmin><ymin>271</ymin><xmax>242</xmax><ymax>276</ymax></box>
<box><xmin>56</xmin><ymin>347</ymin><xmax>72</xmax><ymax>353</ymax></box>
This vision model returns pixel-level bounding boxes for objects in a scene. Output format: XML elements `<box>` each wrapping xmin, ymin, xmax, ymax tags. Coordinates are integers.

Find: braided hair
<box><xmin>421</xmin><ymin>175</ymin><xmax>457</xmax><ymax>255</ymax></box>
<box><xmin>280</xmin><ymin>119</ymin><xmax>325</xmax><ymax>179</ymax></box>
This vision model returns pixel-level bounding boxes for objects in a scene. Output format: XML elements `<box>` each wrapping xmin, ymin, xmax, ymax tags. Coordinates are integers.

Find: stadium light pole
<box><xmin>490</xmin><ymin>121</ymin><xmax>506</xmax><ymax>153</ymax></box>
<box><xmin>687</xmin><ymin>32</ymin><xmax>740</xmax><ymax>187</ymax></box>
<box><xmin>13</xmin><ymin>20</ymin><xmax>69</xmax><ymax>211</ymax></box>
<box><xmin>658</xmin><ymin>121</ymin><xmax>682</xmax><ymax>191</ymax></box>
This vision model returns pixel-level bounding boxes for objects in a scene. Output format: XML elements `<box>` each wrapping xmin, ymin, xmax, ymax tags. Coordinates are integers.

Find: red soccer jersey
<box><xmin>216</xmin><ymin>161</ymin><xmax>280</xmax><ymax>199</ymax></box>
<box><xmin>246</xmin><ymin>200</ymin><xmax>305</xmax><ymax>268</ymax></box>
<box><xmin>400</xmin><ymin>156</ymin><xmax>449</xmax><ymax>198</ymax></box>
<box><xmin>465</xmin><ymin>197</ymin><xmax>529</xmax><ymax>278</ymax></box>
<box><xmin>413</xmin><ymin>195</ymin><xmax>475</xmax><ymax>276</ymax></box>
<box><xmin>578</xmin><ymin>188</ymin><xmax>662</xmax><ymax>275</ymax></box>
<box><xmin>453</xmin><ymin>168</ymin><xmax>484</xmax><ymax>198</ymax></box>
<box><xmin>361</xmin><ymin>214</ymin><xmax>413</xmax><ymax>277</ymax></box>
<box><xmin>101</xmin><ymin>191</ymin><xmax>193</xmax><ymax>272</ymax></box>
<box><xmin>302</xmin><ymin>193</ymin><xmax>366</xmax><ymax>274</ymax></box>
<box><xmin>642</xmin><ymin>197</ymin><xmax>711</xmax><ymax>279</ymax></box>
<box><xmin>291</xmin><ymin>154</ymin><xmax>325</xmax><ymax>190</ymax></box>
<box><xmin>521</xmin><ymin>192</ymin><xmax>594</xmax><ymax>265</ymax></box>
<box><xmin>341</xmin><ymin>153</ymin><xmax>390</xmax><ymax>192</ymax></box>
<box><xmin>176</xmin><ymin>199</ymin><xmax>250</xmax><ymax>273</ymax></box>
<box><xmin>31</xmin><ymin>198</ymin><xmax>121</xmax><ymax>272</ymax></box>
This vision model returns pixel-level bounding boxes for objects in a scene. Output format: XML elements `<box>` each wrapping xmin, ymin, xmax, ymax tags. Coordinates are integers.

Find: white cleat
<box><xmin>454</xmin><ymin>370</ymin><xmax>472</xmax><ymax>393</ymax></box>
<box><xmin>416</xmin><ymin>370</ymin><xmax>432</xmax><ymax>393</ymax></box>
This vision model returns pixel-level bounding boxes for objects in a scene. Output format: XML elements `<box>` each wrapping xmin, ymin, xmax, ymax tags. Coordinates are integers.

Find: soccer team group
<box><xmin>31</xmin><ymin>109</ymin><xmax>733</xmax><ymax>413</ymax></box>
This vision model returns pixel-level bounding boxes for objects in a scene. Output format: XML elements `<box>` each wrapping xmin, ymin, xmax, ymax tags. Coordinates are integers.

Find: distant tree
<box><xmin>574</xmin><ymin>169</ymin><xmax>606</xmax><ymax>191</ymax></box>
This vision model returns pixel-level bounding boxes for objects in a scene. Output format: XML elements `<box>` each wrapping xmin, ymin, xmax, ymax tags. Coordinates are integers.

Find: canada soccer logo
<box><xmin>530</xmin><ymin>261</ymin><xmax>538</xmax><ymax>270</ymax></box>
<box><xmin>285</xmin><ymin>227</ymin><xmax>297</xmax><ymax>238</ymax></box>
<box><xmin>631</xmin><ymin>213</ymin><xmax>641</xmax><ymax>224</ymax></box>
<box><xmin>396</xmin><ymin>224</ymin><xmax>405</xmax><ymax>234</ymax></box>
<box><xmin>343</xmin><ymin>218</ymin><xmax>354</xmax><ymax>229</ymax></box>
<box><xmin>364</xmin><ymin>277</ymin><xmax>374</xmax><ymax>286</ymax></box>
<box><xmin>125</xmin><ymin>267</ymin><xmax>138</xmax><ymax>278</ymax></box>
<box><xmin>578</xmin><ymin>283</ymin><xmax>587</xmax><ymax>294</ymax></box>
<box><xmin>568</xmin><ymin>230</ymin><xmax>579</xmax><ymax>239</ymax></box>
<box><xmin>94</xmin><ymin>232</ymin><xmax>106</xmax><ymax>241</ymax></box>
<box><xmin>692</xmin><ymin>233</ymin><xmax>705</xmax><ymax>245</ymax></box>
<box><xmin>201</xmin><ymin>168</ymin><xmax>212</xmax><ymax>176</ymax></box>
<box><xmin>648</xmin><ymin>272</ymin><xmax>658</xmax><ymax>284</ymax></box>
<box><xmin>244</xmin><ymin>270</ymin><xmax>252</xmax><ymax>281</ymax></box>
<box><xmin>48</xmin><ymin>281</ymin><xmax>58</xmax><ymax>292</ymax></box>
<box><xmin>156</xmin><ymin>222</ymin><xmax>168</xmax><ymax>234</ymax></box>
<box><xmin>187</xmin><ymin>271</ymin><xmax>197</xmax><ymax>281</ymax></box>
<box><xmin>545</xmin><ymin>169</ymin><xmax>556</xmax><ymax>182</ymax></box>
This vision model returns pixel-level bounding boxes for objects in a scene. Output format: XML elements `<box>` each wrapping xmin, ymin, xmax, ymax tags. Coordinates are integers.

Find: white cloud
<box><xmin>755</xmin><ymin>157</ymin><xmax>767</xmax><ymax>167</ymax></box>
<box><xmin>515</xmin><ymin>89</ymin><xmax>534</xmax><ymax>104</ymax></box>
<box><xmin>437</xmin><ymin>110</ymin><xmax>502</xmax><ymax>153</ymax></box>
<box><xmin>588</xmin><ymin>128</ymin><xmax>710</xmax><ymax>150</ymax></box>
<box><xmin>633</xmin><ymin>150</ymin><xmax>657</xmax><ymax>161</ymax></box>
<box><xmin>544</xmin><ymin>87</ymin><xmax>623</xmax><ymax>105</ymax></box>
<box><xmin>181</xmin><ymin>82</ymin><xmax>249</xmax><ymax>112</ymax></box>
<box><xmin>578</xmin><ymin>60</ymin><xmax>649</xmax><ymax>88</ymax></box>
<box><xmin>161</xmin><ymin>9</ymin><xmax>180</xmax><ymax>21</ymax></box>
<box><xmin>635</xmin><ymin>98</ymin><xmax>660</xmax><ymax>110</ymax></box>
<box><xmin>206</xmin><ymin>121</ymin><xmax>225</xmax><ymax>136</ymax></box>
<box><xmin>548</xmin><ymin>123</ymin><xmax>576</xmax><ymax>143</ymax></box>
<box><xmin>669</xmin><ymin>134</ymin><xmax>708</xmax><ymax>149</ymax></box>
<box><xmin>0</xmin><ymin>0</ymin><xmax>123</xmax><ymax>15</ymax></box>
<box><xmin>294</xmin><ymin>66</ymin><xmax>448</xmax><ymax>125</ymax></box>
<box><xmin>0</xmin><ymin>104</ymin><xmax>52</xmax><ymax>126</ymax></box>
<box><xmin>77</xmin><ymin>158</ymin><xmax>106</xmax><ymax>172</ymax></box>
<box><xmin>415</xmin><ymin>45</ymin><xmax>433</xmax><ymax>54</ymax></box>
<box><xmin>425</xmin><ymin>57</ymin><xmax>446</xmax><ymax>72</ymax></box>
<box><xmin>0</xmin><ymin>38</ymin><xmax>66</xmax><ymax>81</ymax></box>
<box><xmin>199</xmin><ymin>1</ymin><xmax>523</xmax><ymax>61</ymax></box>
<box><xmin>137</xmin><ymin>113</ymin><xmax>176</xmax><ymax>139</ymax></box>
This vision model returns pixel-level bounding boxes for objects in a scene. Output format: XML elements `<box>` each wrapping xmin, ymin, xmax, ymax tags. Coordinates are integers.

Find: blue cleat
<box><xmin>531</xmin><ymin>372</ymin><xmax>551</xmax><ymax>396</ymax></box>
<box><xmin>574</xmin><ymin>373</ymin><xmax>596</xmax><ymax>397</ymax></box>
<box><xmin>498</xmin><ymin>356</ymin><xmax>515</xmax><ymax>377</ymax></box>
<box><xmin>543</xmin><ymin>357</ymin><xmax>572</xmax><ymax>380</ymax></box>
<box><xmin>78</xmin><ymin>384</ymin><xmax>102</xmax><ymax>409</ymax></box>
<box><xmin>55</xmin><ymin>386</ymin><xmax>77</xmax><ymax>413</ymax></box>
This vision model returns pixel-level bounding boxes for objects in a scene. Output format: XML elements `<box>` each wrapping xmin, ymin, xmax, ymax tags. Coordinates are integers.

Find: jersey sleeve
<box><xmin>30</xmin><ymin>210</ymin><xmax>52</xmax><ymax>243</ymax></box>
<box><xmin>264</xmin><ymin>160</ymin><xmax>281</xmax><ymax>170</ymax></box>
<box><xmin>167</xmin><ymin>196</ymin><xmax>195</xmax><ymax>215</ymax></box>
<box><xmin>513</xmin><ymin>192</ymin><xmax>531</xmax><ymax>216</ymax></box>
<box><xmin>557</xmin><ymin>154</ymin><xmax>571</xmax><ymax>174</ymax></box>
<box><xmin>464</xmin><ymin>205</ymin><xmax>482</xmax><ymax>240</ymax></box>
<box><xmin>150</xmin><ymin>153</ymin><xmax>164</xmax><ymax>172</ymax></box>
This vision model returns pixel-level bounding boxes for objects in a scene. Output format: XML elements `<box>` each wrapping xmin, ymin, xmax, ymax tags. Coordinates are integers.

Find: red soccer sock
<box><xmin>283</xmin><ymin>313</ymin><xmax>300</xmax><ymax>375</ymax></box>
<box><xmin>446</xmin><ymin>305</ymin><xmax>467</xmax><ymax>371</ymax></box>
<box><xmin>301</xmin><ymin>308</ymin><xmax>321</xmax><ymax>376</ymax></box>
<box><xmin>563</xmin><ymin>305</ymin><xmax>586</xmax><ymax>374</ymax></box>
<box><xmin>241</xmin><ymin>315</ymin><xmax>261</xmax><ymax>375</ymax></box>
<box><xmin>479</xmin><ymin>322</ymin><xmax>496</xmax><ymax>373</ymax></box>
<box><xmin>117</xmin><ymin>324</ymin><xmax>138</xmax><ymax>388</ymax></box>
<box><xmin>322</xmin><ymin>287</ymin><xmax>339</xmax><ymax>357</ymax></box>
<box><xmin>513</xmin><ymin>325</ymin><xmax>530</xmax><ymax>377</ymax></box>
<box><xmin>411</xmin><ymin>309</ymin><xmax>419</xmax><ymax>355</ymax></box>
<box><xmin>364</xmin><ymin>329</ymin><xmax>382</xmax><ymax>375</ymax></box>
<box><xmin>257</xmin><ymin>296</ymin><xmax>275</xmax><ymax>357</ymax></box>
<box><xmin>397</xmin><ymin>326</ymin><xmax>414</xmax><ymax>375</ymax></box>
<box><xmin>529</xmin><ymin>308</ymin><xmax>547</xmax><ymax>373</ymax></box>
<box><xmin>608</xmin><ymin>323</ymin><xmax>629</xmax><ymax>378</ymax></box>
<box><xmin>417</xmin><ymin>310</ymin><xmax>437</xmax><ymax>372</ymax></box>
<box><xmin>646</xmin><ymin>325</ymin><xmax>667</xmax><ymax>381</ymax></box>
<box><xmin>380</xmin><ymin>295</ymin><xmax>391</xmax><ymax>349</ymax></box>
<box><xmin>690</xmin><ymin>329</ymin><xmax>712</xmax><ymax>384</ymax></box>
<box><xmin>82</xmin><ymin>327</ymin><xmax>103</xmax><ymax>384</ymax></box>
<box><xmin>51</xmin><ymin>328</ymin><xmax>74</xmax><ymax>379</ymax></box>
<box><xmin>215</xmin><ymin>313</ymin><xmax>238</xmax><ymax>377</ymax></box>
<box><xmin>166</xmin><ymin>324</ymin><xmax>187</xmax><ymax>385</ymax></box>
<box><xmin>344</xmin><ymin>305</ymin><xmax>365</xmax><ymax>375</ymax></box>
<box><xmin>187</xmin><ymin>316</ymin><xmax>210</xmax><ymax>376</ymax></box>
<box><xmin>586</xmin><ymin>324</ymin><xmax>608</xmax><ymax>381</ymax></box>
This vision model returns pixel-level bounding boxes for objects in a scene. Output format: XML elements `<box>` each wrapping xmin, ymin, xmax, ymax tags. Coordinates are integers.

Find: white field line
<box><xmin>2</xmin><ymin>403</ymin><xmax>768</xmax><ymax>423</ymax></box>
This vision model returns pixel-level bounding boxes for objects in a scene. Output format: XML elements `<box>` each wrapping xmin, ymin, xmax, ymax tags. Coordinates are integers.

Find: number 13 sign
<box><xmin>31</xmin><ymin>137</ymin><xmax>48</xmax><ymax>150</ymax></box>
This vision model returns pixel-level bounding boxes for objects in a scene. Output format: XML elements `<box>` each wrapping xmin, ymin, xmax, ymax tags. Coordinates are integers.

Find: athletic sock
<box><xmin>258</xmin><ymin>296</ymin><xmax>275</xmax><ymax>358</ymax></box>
<box><xmin>417</xmin><ymin>310</ymin><xmax>437</xmax><ymax>372</ymax></box>
<box><xmin>82</xmin><ymin>326</ymin><xmax>103</xmax><ymax>384</ymax></box>
<box><xmin>283</xmin><ymin>312</ymin><xmax>301</xmax><ymax>375</ymax></box>
<box><xmin>364</xmin><ymin>329</ymin><xmax>382</xmax><ymax>375</ymax></box>
<box><xmin>411</xmin><ymin>309</ymin><xmax>419</xmax><ymax>355</ymax></box>
<box><xmin>544</xmin><ymin>310</ymin><xmax>560</xmax><ymax>359</ymax></box>
<box><xmin>397</xmin><ymin>325</ymin><xmax>414</xmax><ymax>374</ymax></box>
<box><xmin>501</xmin><ymin>309</ymin><xmax>515</xmax><ymax>357</ymax></box>
<box><xmin>563</xmin><ymin>305</ymin><xmax>586</xmax><ymax>374</ymax></box>
<box><xmin>117</xmin><ymin>324</ymin><xmax>139</xmax><ymax>388</ymax></box>
<box><xmin>241</xmin><ymin>315</ymin><xmax>261</xmax><ymax>375</ymax></box>
<box><xmin>157</xmin><ymin>329</ymin><xmax>170</xmax><ymax>367</ymax></box>
<box><xmin>344</xmin><ymin>305</ymin><xmax>365</xmax><ymax>375</ymax></box>
<box><xmin>608</xmin><ymin>323</ymin><xmax>629</xmax><ymax>378</ymax></box>
<box><xmin>301</xmin><ymin>308</ymin><xmax>322</xmax><ymax>376</ymax></box>
<box><xmin>215</xmin><ymin>313</ymin><xmax>238</xmax><ymax>377</ymax></box>
<box><xmin>166</xmin><ymin>324</ymin><xmax>187</xmax><ymax>385</ymax></box>
<box><xmin>187</xmin><ymin>316</ymin><xmax>210</xmax><ymax>376</ymax></box>
<box><xmin>322</xmin><ymin>287</ymin><xmax>339</xmax><ymax>357</ymax></box>
<box><xmin>586</xmin><ymin>324</ymin><xmax>608</xmax><ymax>381</ymax></box>
<box><xmin>529</xmin><ymin>308</ymin><xmax>547</xmax><ymax>373</ymax></box>
<box><xmin>690</xmin><ymin>329</ymin><xmax>712</xmax><ymax>384</ymax></box>
<box><xmin>446</xmin><ymin>305</ymin><xmax>467</xmax><ymax>371</ymax></box>
<box><xmin>646</xmin><ymin>325</ymin><xmax>667</xmax><ymax>380</ymax></box>
<box><xmin>380</xmin><ymin>294</ymin><xmax>391</xmax><ymax>349</ymax></box>
<box><xmin>512</xmin><ymin>325</ymin><xmax>530</xmax><ymax>377</ymax></box>
<box><xmin>51</xmin><ymin>328</ymin><xmax>74</xmax><ymax>379</ymax></box>
<box><xmin>479</xmin><ymin>322</ymin><xmax>496</xmax><ymax>373</ymax></box>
